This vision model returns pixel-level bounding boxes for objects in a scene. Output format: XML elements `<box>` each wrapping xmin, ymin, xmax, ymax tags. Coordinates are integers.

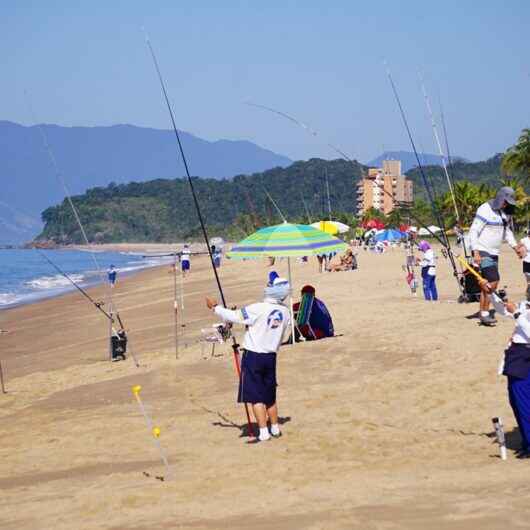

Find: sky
<box><xmin>1</xmin><ymin>0</ymin><xmax>529</xmax><ymax>164</ymax></box>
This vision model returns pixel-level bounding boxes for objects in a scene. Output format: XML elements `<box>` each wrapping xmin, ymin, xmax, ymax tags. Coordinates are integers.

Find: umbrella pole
<box><xmin>287</xmin><ymin>258</ymin><xmax>296</xmax><ymax>345</ymax></box>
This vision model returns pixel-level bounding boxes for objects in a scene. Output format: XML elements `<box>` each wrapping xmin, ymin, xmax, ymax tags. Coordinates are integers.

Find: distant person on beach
<box><xmin>211</xmin><ymin>245</ymin><xmax>222</xmax><ymax>268</ymax></box>
<box><xmin>490</xmin><ymin>291</ymin><xmax>530</xmax><ymax>458</ymax></box>
<box><xmin>469</xmin><ymin>187</ymin><xmax>526</xmax><ymax>326</ymax></box>
<box><xmin>417</xmin><ymin>240</ymin><xmax>438</xmax><ymax>301</ymax></box>
<box><xmin>181</xmin><ymin>244</ymin><xmax>191</xmax><ymax>277</ymax></box>
<box><xmin>205</xmin><ymin>276</ymin><xmax>291</xmax><ymax>443</ymax></box>
<box><xmin>293</xmin><ymin>285</ymin><xmax>334</xmax><ymax>340</ymax></box>
<box><xmin>107</xmin><ymin>265</ymin><xmax>117</xmax><ymax>288</ymax></box>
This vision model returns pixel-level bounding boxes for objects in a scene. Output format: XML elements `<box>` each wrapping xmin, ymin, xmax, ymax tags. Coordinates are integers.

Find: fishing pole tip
<box><xmin>140</xmin><ymin>26</ymin><xmax>150</xmax><ymax>42</ymax></box>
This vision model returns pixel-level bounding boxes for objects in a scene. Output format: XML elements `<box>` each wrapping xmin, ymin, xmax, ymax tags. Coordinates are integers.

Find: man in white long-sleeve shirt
<box><xmin>206</xmin><ymin>277</ymin><xmax>291</xmax><ymax>442</ymax></box>
<box><xmin>468</xmin><ymin>187</ymin><xmax>525</xmax><ymax>325</ymax></box>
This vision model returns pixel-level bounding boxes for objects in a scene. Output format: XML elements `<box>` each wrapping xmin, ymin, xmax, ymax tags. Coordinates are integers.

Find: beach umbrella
<box><xmin>310</xmin><ymin>220</ymin><xmax>350</xmax><ymax>235</ymax></box>
<box><xmin>227</xmin><ymin>222</ymin><xmax>348</xmax><ymax>342</ymax></box>
<box><xmin>418</xmin><ymin>225</ymin><xmax>442</xmax><ymax>236</ymax></box>
<box><xmin>373</xmin><ymin>229</ymin><xmax>406</xmax><ymax>242</ymax></box>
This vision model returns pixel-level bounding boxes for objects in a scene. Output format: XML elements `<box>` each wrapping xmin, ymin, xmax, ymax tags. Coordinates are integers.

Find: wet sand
<box><xmin>1</xmin><ymin>246</ymin><xmax>529</xmax><ymax>530</ymax></box>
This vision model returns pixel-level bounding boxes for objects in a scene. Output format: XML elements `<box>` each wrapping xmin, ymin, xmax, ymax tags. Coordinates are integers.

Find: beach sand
<box><xmin>1</xmin><ymin>246</ymin><xmax>530</xmax><ymax>529</ymax></box>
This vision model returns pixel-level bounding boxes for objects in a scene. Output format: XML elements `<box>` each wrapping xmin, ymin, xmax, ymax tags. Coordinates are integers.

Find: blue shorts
<box><xmin>238</xmin><ymin>350</ymin><xmax>277</xmax><ymax>406</ymax></box>
<box><xmin>181</xmin><ymin>261</ymin><xmax>190</xmax><ymax>271</ymax></box>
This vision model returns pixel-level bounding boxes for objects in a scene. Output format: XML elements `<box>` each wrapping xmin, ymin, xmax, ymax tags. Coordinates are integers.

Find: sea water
<box><xmin>0</xmin><ymin>248</ymin><xmax>172</xmax><ymax>309</ymax></box>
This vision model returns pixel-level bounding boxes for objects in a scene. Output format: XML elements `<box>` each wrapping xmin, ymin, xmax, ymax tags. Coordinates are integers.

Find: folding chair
<box><xmin>294</xmin><ymin>292</ymin><xmax>317</xmax><ymax>341</ymax></box>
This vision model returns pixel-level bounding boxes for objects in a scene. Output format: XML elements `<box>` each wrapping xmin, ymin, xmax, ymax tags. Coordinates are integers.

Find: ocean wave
<box><xmin>0</xmin><ymin>292</ymin><xmax>24</xmax><ymax>306</ymax></box>
<box><xmin>25</xmin><ymin>274</ymin><xmax>85</xmax><ymax>290</ymax></box>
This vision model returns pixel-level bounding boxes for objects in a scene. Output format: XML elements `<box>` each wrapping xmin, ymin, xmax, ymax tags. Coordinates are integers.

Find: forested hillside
<box><xmin>38</xmin><ymin>159</ymin><xmax>363</xmax><ymax>243</ymax></box>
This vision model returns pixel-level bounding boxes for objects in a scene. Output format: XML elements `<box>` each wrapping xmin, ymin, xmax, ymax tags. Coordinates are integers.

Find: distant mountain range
<box><xmin>0</xmin><ymin>120</ymin><xmax>292</xmax><ymax>244</ymax></box>
<box><xmin>367</xmin><ymin>151</ymin><xmax>467</xmax><ymax>173</ymax></box>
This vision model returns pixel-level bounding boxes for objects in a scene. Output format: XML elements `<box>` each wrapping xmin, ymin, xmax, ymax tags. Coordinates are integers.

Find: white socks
<box><xmin>259</xmin><ymin>427</ymin><xmax>271</xmax><ymax>441</ymax></box>
<box><xmin>270</xmin><ymin>423</ymin><xmax>281</xmax><ymax>436</ymax></box>
<box><xmin>481</xmin><ymin>311</ymin><xmax>489</xmax><ymax>317</ymax></box>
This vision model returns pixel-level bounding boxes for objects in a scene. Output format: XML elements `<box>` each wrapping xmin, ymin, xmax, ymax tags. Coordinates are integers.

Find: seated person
<box><xmin>329</xmin><ymin>249</ymin><xmax>354</xmax><ymax>272</ymax></box>
<box><xmin>292</xmin><ymin>285</ymin><xmax>334</xmax><ymax>340</ymax></box>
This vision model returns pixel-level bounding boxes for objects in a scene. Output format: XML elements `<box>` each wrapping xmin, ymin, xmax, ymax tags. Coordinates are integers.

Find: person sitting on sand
<box><xmin>205</xmin><ymin>276</ymin><xmax>291</xmax><ymax>443</ymax></box>
<box><xmin>329</xmin><ymin>249</ymin><xmax>354</xmax><ymax>272</ymax></box>
<box><xmin>293</xmin><ymin>285</ymin><xmax>334</xmax><ymax>340</ymax></box>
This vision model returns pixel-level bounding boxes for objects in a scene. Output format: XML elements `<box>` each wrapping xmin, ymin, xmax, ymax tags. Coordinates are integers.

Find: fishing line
<box><xmin>246</xmin><ymin>99</ymin><xmax>447</xmax><ymax>246</ymax></box>
<box><xmin>25</xmin><ymin>92</ymin><xmax>104</xmax><ymax>279</ymax></box>
<box><xmin>144</xmin><ymin>30</ymin><xmax>255</xmax><ymax>438</ymax></box>
<box><xmin>26</xmin><ymin>93</ymin><xmax>138</xmax><ymax>365</ymax></box>
<box><xmin>244</xmin><ymin>101</ymin><xmax>353</xmax><ymax>161</ymax></box>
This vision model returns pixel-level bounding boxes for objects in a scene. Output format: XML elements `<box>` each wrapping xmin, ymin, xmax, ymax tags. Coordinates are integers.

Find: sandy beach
<box><xmin>1</xmin><ymin>245</ymin><xmax>530</xmax><ymax>530</ymax></box>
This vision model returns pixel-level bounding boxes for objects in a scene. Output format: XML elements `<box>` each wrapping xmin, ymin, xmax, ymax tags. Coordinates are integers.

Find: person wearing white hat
<box><xmin>205</xmin><ymin>276</ymin><xmax>291</xmax><ymax>442</ymax></box>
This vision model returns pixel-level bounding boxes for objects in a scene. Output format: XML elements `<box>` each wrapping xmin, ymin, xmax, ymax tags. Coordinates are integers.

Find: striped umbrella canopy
<box><xmin>310</xmin><ymin>220</ymin><xmax>350</xmax><ymax>235</ymax></box>
<box><xmin>227</xmin><ymin>222</ymin><xmax>348</xmax><ymax>259</ymax></box>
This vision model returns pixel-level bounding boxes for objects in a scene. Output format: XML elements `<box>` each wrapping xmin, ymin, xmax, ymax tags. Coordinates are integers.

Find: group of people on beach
<box><xmin>204</xmin><ymin>185</ymin><xmax>530</xmax><ymax>457</ymax></box>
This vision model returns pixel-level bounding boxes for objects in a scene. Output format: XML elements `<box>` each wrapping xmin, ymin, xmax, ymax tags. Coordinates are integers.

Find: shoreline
<box><xmin>0</xmin><ymin>245</ymin><xmax>184</xmax><ymax>312</ymax></box>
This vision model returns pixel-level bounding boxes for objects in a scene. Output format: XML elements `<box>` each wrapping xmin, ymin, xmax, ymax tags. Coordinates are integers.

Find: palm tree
<box><xmin>502</xmin><ymin>128</ymin><xmax>530</xmax><ymax>181</ymax></box>
<box><xmin>443</xmin><ymin>181</ymin><xmax>478</xmax><ymax>227</ymax></box>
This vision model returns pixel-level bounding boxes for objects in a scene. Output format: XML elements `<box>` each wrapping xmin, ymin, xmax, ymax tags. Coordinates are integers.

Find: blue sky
<box><xmin>1</xmin><ymin>0</ymin><xmax>528</xmax><ymax>163</ymax></box>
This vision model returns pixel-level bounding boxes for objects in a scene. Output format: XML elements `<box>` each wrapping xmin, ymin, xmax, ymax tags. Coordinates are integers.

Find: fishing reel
<box><xmin>216</xmin><ymin>322</ymin><xmax>233</xmax><ymax>342</ymax></box>
<box><xmin>497</xmin><ymin>286</ymin><xmax>508</xmax><ymax>303</ymax></box>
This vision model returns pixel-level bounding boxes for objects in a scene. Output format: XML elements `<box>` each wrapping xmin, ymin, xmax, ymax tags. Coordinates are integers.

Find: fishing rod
<box><xmin>26</xmin><ymin>93</ymin><xmax>139</xmax><ymax>364</ymax></box>
<box><xmin>385</xmin><ymin>64</ymin><xmax>464</xmax><ymax>295</ymax></box>
<box><xmin>246</xmin><ymin>99</ymin><xmax>449</xmax><ymax>248</ymax></box>
<box><xmin>325</xmin><ymin>167</ymin><xmax>332</xmax><ymax>221</ymax></box>
<box><xmin>144</xmin><ymin>31</ymin><xmax>255</xmax><ymax>438</ymax></box>
<box><xmin>439</xmin><ymin>96</ymin><xmax>471</xmax><ymax>259</ymax></box>
<box><xmin>37</xmin><ymin>249</ymin><xmax>139</xmax><ymax>366</ymax></box>
<box><xmin>142</xmin><ymin>251</ymin><xmax>185</xmax><ymax>359</ymax></box>
<box><xmin>300</xmin><ymin>192</ymin><xmax>313</xmax><ymax>224</ymax></box>
<box><xmin>262</xmin><ymin>187</ymin><xmax>287</xmax><ymax>223</ymax></box>
<box><xmin>419</xmin><ymin>73</ymin><xmax>460</xmax><ymax>225</ymax></box>
<box><xmin>37</xmin><ymin>249</ymin><xmax>112</xmax><ymax>320</ymax></box>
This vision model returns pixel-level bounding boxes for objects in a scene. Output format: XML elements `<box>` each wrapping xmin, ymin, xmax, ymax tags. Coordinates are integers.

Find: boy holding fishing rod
<box><xmin>205</xmin><ymin>276</ymin><xmax>291</xmax><ymax>443</ymax></box>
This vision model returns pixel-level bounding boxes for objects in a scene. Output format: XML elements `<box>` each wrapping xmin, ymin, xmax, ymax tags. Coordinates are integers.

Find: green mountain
<box><xmin>37</xmin><ymin>155</ymin><xmax>506</xmax><ymax>244</ymax></box>
<box><xmin>37</xmin><ymin>159</ymin><xmax>363</xmax><ymax>243</ymax></box>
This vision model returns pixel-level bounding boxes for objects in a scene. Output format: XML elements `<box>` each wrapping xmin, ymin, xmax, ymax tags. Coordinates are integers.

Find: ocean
<box><xmin>0</xmin><ymin>248</ymin><xmax>172</xmax><ymax>309</ymax></box>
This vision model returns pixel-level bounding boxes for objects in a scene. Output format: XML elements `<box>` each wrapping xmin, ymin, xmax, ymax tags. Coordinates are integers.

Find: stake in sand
<box><xmin>132</xmin><ymin>385</ymin><xmax>172</xmax><ymax>479</ymax></box>
<box><xmin>492</xmin><ymin>417</ymin><xmax>507</xmax><ymax>460</ymax></box>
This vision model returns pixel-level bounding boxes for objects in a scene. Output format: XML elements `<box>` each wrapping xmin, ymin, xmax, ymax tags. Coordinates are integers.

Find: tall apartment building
<box><xmin>356</xmin><ymin>159</ymin><xmax>413</xmax><ymax>216</ymax></box>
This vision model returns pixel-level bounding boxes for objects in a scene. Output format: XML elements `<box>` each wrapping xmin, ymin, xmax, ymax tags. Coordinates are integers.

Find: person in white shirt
<box><xmin>205</xmin><ymin>277</ymin><xmax>291</xmax><ymax>443</ymax></box>
<box><xmin>520</xmin><ymin>228</ymin><xmax>530</xmax><ymax>301</ymax></box>
<box><xmin>491</xmin><ymin>292</ymin><xmax>530</xmax><ymax>458</ymax></box>
<box><xmin>468</xmin><ymin>187</ymin><xmax>525</xmax><ymax>326</ymax></box>
<box><xmin>180</xmin><ymin>244</ymin><xmax>191</xmax><ymax>277</ymax></box>
<box><xmin>417</xmin><ymin>240</ymin><xmax>437</xmax><ymax>301</ymax></box>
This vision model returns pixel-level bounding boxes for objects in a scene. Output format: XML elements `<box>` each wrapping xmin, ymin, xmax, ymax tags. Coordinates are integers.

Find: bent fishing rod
<box><xmin>37</xmin><ymin>250</ymin><xmax>139</xmax><ymax>366</ymax></box>
<box><xmin>246</xmin><ymin>100</ymin><xmax>449</xmax><ymax>248</ymax></box>
<box><xmin>385</xmin><ymin>64</ymin><xmax>463</xmax><ymax>295</ymax></box>
<box><xmin>144</xmin><ymin>31</ymin><xmax>255</xmax><ymax>438</ymax></box>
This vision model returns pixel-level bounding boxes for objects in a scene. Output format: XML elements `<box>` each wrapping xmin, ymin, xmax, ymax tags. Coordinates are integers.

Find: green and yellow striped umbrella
<box><xmin>227</xmin><ymin>222</ymin><xmax>348</xmax><ymax>259</ymax></box>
